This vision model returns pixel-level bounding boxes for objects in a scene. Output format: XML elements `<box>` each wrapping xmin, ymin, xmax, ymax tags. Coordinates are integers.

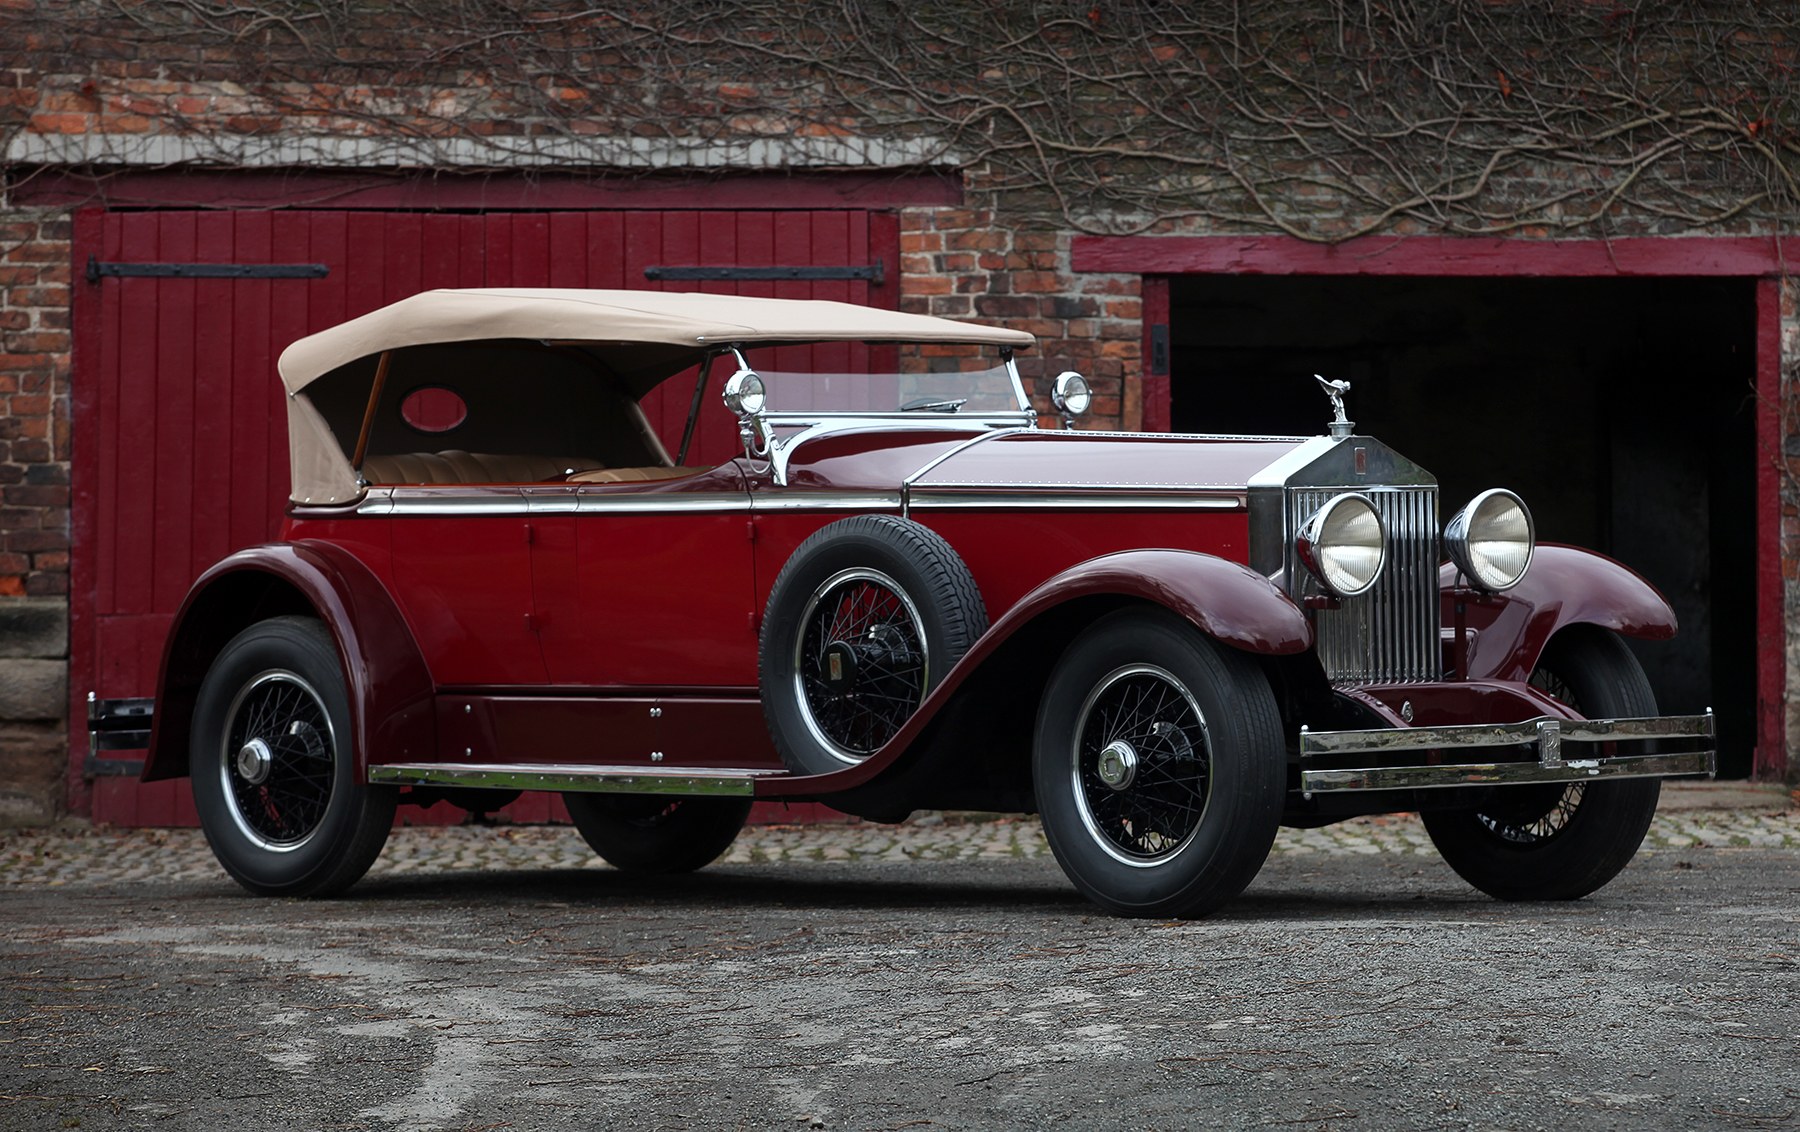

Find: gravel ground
<box><xmin>2</xmin><ymin>786</ymin><xmax>1797</xmax><ymax>1131</ymax></box>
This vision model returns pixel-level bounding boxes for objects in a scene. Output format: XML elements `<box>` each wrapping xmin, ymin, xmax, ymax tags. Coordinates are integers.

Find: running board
<box><xmin>366</xmin><ymin>762</ymin><xmax>785</xmax><ymax>797</ymax></box>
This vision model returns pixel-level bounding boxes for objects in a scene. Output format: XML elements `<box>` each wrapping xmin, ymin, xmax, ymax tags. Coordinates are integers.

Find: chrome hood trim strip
<box><xmin>908</xmin><ymin>490</ymin><xmax>1246</xmax><ymax>511</ymax></box>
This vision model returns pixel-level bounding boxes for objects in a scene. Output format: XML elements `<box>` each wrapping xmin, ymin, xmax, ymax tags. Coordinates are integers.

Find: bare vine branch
<box><xmin>0</xmin><ymin>1</ymin><xmax>1796</xmax><ymax>242</ymax></box>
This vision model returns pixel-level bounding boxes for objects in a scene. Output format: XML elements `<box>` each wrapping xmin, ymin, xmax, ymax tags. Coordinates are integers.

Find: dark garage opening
<box><xmin>1169</xmin><ymin>275</ymin><xmax>1757</xmax><ymax>777</ymax></box>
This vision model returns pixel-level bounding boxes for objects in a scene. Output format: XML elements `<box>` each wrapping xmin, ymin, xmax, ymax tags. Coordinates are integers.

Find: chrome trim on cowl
<box><xmin>900</xmin><ymin>428</ymin><xmax>1021</xmax><ymax>492</ymax></box>
<box><xmin>767</xmin><ymin>415</ymin><xmax>1033</xmax><ymax>486</ymax></box>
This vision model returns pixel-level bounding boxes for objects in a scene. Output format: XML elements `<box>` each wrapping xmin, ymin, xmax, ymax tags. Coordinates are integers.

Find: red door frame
<box><xmin>1079</xmin><ymin>234</ymin><xmax>1793</xmax><ymax>781</ymax></box>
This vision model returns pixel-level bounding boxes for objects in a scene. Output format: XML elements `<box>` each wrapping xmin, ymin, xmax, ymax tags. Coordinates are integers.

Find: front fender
<box><xmin>761</xmin><ymin>549</ymin><xmax>1309</xmax><ymax>804</ymax></box>
<box><xmin>144</xmin><ymin>541</ymin><xmax>435</xmax><ymax>782</ymax></box>
<box><xmin>1447</xmin><ymin>544</ymin><xmax>1677</xmax><ymax>683</ymax></box>
<box><xmin>999</xmin><ymin>548</ymin><xmax>1314</xmax><ymax>657</ymax></box>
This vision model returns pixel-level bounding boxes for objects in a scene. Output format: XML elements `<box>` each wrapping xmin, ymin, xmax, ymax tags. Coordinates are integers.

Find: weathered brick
<box><xmin>22</xmin><ymin>572</ymin><xmax>66</xmax><ymax>597</ymax></box>
<box><xmin>4</xmin><ymin>485</ymin><xmax>68</xmax><ymax>508</ymax></box>
<box><xmin>974</xmin><ymin>296</ymin><xmax>1037</xmax><ymax>318</ymax></box>
<box><xmin>6</xmin><ymin>529</ymin><xmax>68</xmax><ymax>553</ymax></box>
<box><xmin>947</xmin><ymin>230</ymin><xmax>1007</xmax><ymax>252</ymax></box>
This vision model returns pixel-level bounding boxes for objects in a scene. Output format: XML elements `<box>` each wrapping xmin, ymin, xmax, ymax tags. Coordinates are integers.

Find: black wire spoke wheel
<box><xmin>1421</xmin><ymin>627</ymin><xmax>1663</xmax><ymax>902</ymax></box>
<box><xmin>793</xmin><ymin>567</ymin><xmax>928</xmax><ymax>761</ymax></box>
<box><xmin>1033</xmin><ymin>608</ymin><xmax>1284</xmax><ymax>919</ymax></box>
<box><xmin>760</xmin><ymin>515</ymin><xmax>987</xmax><ymax>778</ymax></box>
<box><xmin>219</xmin><ymin>671</ymin><xmax>337</xmax><ymax>850</ymax></box>
<box><xmin>1072</xmin><ymin>664</ymin><xmax>1212</xmax><ymax>865</ymax></box>
<box><xmin>190</xmin><ymin>617</ymin><xmax>396</xmax><ymax>898</ymax></box>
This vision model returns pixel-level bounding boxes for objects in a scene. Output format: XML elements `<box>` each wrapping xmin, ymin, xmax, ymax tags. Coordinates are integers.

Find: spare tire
<box><xmin>760</xmin><ymin>515</ymin><xmax>987</xmax><ymax>775</ymax></box>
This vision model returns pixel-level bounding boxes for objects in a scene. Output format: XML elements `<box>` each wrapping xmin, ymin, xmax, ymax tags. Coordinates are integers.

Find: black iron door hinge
<box><xmin>86</xmin><ymin>255</ymin><xmax>330</xmax><ymax>283</ymax></box>
<box><xmin>645</xmin><ymin>261</ymin><xmax>884</xmax><ymax>284</ymax></box>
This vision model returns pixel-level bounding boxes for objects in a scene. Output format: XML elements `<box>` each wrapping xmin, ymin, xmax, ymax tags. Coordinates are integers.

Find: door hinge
<box><xmin>1150</xmin><ymin>323</ymin><xmax>1170</xmax><ymax>375</ymax></box>
<box><xmin>86</xmin><ymin>255</ymin><xmax>329</xmax><ymax>283</ymax></box>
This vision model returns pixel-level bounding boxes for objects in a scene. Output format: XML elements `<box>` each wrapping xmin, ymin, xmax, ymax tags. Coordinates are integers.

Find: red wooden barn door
<box><xmin>71</xmin><ymin>207</ymin><xmax>900</xmax><ymax>826</ymax></box>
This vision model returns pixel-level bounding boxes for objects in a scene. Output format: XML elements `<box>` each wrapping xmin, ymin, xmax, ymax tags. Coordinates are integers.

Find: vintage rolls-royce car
<box><xmin>125</xmin><ymin>289</ymin><xmax>1714</xmax><ymax>917</ymax></box>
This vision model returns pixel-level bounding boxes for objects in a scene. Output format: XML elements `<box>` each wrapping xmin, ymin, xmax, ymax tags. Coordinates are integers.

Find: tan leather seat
<box><xmin>362</xmin><ymin>451</ymin><xmax>599</xmax><ymax>485</ymax></box>
<box><xmin>567</xmin><ymin>466</ymin><xmax>709</xmax><ymax>484</ymax></box>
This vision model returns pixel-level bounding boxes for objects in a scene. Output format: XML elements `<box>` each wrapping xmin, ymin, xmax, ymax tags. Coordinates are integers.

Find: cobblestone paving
<box><xmin>4</xmin><ymin>791</ymin><xmax>1796</xmax><ymax>887</ymax></box>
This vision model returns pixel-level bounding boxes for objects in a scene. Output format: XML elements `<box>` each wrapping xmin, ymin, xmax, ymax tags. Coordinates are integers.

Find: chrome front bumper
<box><xmin>1298</xmin><ymin>710</ymin><xmax>1716</xmax><ymax>796</ymax></box>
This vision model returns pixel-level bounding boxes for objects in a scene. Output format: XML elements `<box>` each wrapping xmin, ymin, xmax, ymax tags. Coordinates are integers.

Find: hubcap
<box><xmin>821</xmin><ymin>640</ymin><xmax>861</xmax><ymax>693</ymax></box>
<box><xmin>219</xmin><ymin>670</ymin><xmax>336</xmax><ymax>853</ymax></box>
<box><xmin>235</xmin><ymin>738</ymin><xmax>274</xmax><ymax>785</ymax></box>
<box><xmin>1070</xmin><ymin>664</ymin><xmax>1212</xmax><ymax>868</ymax></box>
<box><xmin>1095</xmin><ymin>740</ymin><xmax>1138</xmax><ymax>790</ymax></box>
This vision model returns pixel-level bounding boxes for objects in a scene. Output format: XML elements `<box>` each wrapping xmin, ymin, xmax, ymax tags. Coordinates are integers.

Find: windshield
<box><xmin>756</xmin><ymin>361</ymin><xmax>1027</xmax><ymax>416</ymax></box>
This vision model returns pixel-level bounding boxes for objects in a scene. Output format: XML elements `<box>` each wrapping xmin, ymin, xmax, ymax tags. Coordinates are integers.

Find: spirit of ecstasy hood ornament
<box><xmin>1315</xmin><ymin>374</ymin><xmax>1354</xmax><ymax>439</ymax></box>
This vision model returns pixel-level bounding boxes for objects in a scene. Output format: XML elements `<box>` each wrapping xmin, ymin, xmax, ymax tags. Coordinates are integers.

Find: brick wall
<box><xmin>0</xmin><ymin>211</ymin><xmax>72</xmax><ymax>600</ymax></box>
<box><xmin>898</xmin><ymin>207</ymin><xmax>1141</xmax><ymax>431</ymax></box>
<box><xmin>0</xmin><ymin>209</ymin><xmax>71</xmax><ymax>824</ymax></box>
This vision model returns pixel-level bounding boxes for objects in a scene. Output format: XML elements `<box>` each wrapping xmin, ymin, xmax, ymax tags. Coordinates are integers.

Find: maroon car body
<box><xmin>131</xmin><ymin>289</ymin><xmax>1716</xmax><ymax>917</ymax></box>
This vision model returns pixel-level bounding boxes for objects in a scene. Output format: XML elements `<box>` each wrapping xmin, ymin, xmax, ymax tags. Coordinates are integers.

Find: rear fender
<box><xmin>762</xmin><ymin>549</ymin><xmax>1309</xmax><ymax>810</ymax></box>
<box><xmin>1446</xmin><ymin>544</ymin><xmax>1677</xmax><ymax>683</ymax></box>
<box><xmin>143</xmin><ymin>542</ymin><xmax>435</xmax><ymax>782</ymax></box>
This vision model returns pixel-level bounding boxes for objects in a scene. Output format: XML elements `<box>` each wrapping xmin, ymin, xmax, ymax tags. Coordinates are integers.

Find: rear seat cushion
<box><xmin>362</xmin><ymin>450</ymin><xmax>600</xmax><ymax>485</ymax></box>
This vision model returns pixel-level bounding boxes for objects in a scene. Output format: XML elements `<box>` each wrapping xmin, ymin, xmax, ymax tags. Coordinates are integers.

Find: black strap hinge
<box><xmin>86</xmin><ymin>255</ymin><xmax>329</xmax><ymax>283</ymax></box>
<box><xmin>645</xmin><ymin>260</ymin><xmax>884</xmax><ymax>284</ymax></box>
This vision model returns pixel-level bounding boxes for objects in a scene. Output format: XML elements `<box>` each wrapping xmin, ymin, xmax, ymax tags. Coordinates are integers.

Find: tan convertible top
<box><xmin>280</xmin><ymin>288</ymin><xmax>1036</xmax><ymax>506</ymax></box>
<box><xmin>278</xmin><ymin>288</ymin><xmax>1035</xmax><ymax>392</ymax></box>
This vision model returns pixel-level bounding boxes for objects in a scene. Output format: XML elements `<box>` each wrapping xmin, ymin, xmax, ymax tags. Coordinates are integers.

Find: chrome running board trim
<box><xmin>368</xmin><ymin>762</ymin><xmax>785</xmax><ymax>796</ymax></box>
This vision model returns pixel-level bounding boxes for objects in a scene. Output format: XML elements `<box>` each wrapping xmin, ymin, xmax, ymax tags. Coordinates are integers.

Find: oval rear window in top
<box><xmin>400</xmin><ymin>386</ymin><xmax>467</xmax><ymax>433</ymax></box>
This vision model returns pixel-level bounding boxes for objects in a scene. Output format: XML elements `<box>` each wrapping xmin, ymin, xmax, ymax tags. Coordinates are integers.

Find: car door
<box><xmin>383</xmin><ymin>485</ymin><xmax>549</xmax><ymax>686</ymax></box>
<box><xmin>525</xmin><ymin>463</ymin><xmax>759</xmax><ymax>689</ymax></box>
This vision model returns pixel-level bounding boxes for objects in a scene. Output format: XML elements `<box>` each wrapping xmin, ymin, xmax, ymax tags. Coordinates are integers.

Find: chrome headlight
<box><xmin>1296</xmin><ymin>493</ymin><xmax>1385</xmax><ymax>598</ymax></box>
<box><xmin>1051</xmin><ymin>371</ymin><xmax>1092</xmax><ymax>417</ymax></box>
<box><xmin>1445</xmin><ymin>488</ymin><xmax>1534</xmax><ymax>592</ymax></box>
<box><xmin>722</xmin><ymin>367</ymin><xmax>765</xmax><ymax>415</ymax></box>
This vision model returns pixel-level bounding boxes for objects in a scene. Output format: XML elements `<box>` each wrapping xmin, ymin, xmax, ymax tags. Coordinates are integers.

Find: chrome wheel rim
<box><xmin>218</xmin><ymin>670</ymin><xmax>336</xmax><ymax>852</ymax></box>
<box><xmin>793</xmin><ymin>567</ymin><xmax>929</xmax><ymax>765</ymax></box>
<box><xmin>1070</xmin><ymin>664</ymin><xmax>1212</xmax><ymax>868</ymax></box>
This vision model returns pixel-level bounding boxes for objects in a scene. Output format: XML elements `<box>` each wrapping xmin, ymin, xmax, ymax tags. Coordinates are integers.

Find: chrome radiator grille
<box><xmin>1287</xmin><ymin>485</ymin><xmax>1441</xmax><ymax>684</ymax></box>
